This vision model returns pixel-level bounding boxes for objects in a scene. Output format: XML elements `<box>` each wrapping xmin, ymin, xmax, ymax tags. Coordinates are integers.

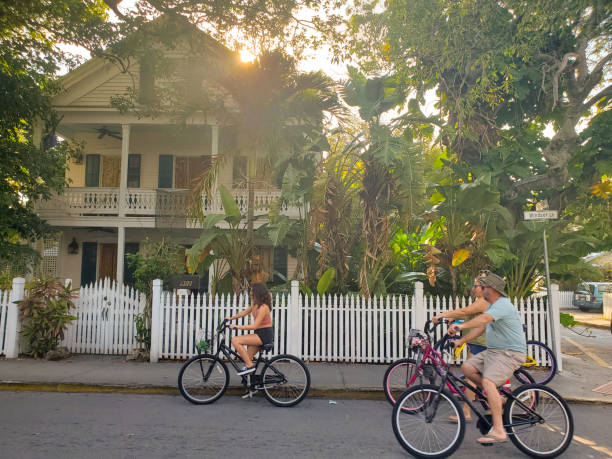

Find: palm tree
<box><xmin>189</xmin><ymin>50</ymin><xmax>344</xmax><ymax>292</ymax></box>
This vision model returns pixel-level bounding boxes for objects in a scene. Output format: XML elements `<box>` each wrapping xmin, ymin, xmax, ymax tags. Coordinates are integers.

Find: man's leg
<box><xmin>462</xmin><ymin>362</ymin><xmax>483</xmax><ymax>387</ymax></box>
<box><xmin>481</xmin><ymin>377</ymin><xmax>506</xmax><ymax>440</ymax></box>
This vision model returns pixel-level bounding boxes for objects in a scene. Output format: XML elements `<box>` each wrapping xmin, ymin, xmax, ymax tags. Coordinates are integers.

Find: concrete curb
<box><xmin>573</xmin><ymin>320</ymin><xmax>610</xmax><ymax>331</ymax></box>
<box><xmin>1</xmin><ymin>382</ymin><xmax>610</xmax><ymax>405</ymax></box>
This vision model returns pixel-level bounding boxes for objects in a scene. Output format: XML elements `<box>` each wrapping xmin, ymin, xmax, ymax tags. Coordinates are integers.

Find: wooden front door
<box><xmin>99</xmin><ymin>243</ymin><xmax>117</xmax><ymax>280</ymax></box>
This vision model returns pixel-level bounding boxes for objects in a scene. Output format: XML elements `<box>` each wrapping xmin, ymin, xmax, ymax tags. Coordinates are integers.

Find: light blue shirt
<box><xmin>485</xmin><ymin>297</ymin><xmax>527</xmax><ymax>353</ymax></box>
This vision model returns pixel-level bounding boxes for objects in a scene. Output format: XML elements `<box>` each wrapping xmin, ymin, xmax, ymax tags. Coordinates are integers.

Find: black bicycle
<box><xmin>392</xmin><ymin>332</ymin><xmax>574</xmax><ymax>458</ymax></box>
<box><xmin>178</xmin><ymin>319</ymin><xmax>311</xmax><ymax>407</ymax></box>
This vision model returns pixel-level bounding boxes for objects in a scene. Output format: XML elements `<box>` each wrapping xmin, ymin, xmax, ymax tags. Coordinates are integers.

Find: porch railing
<box><xmin>36</xmin><ymin>187</ymin><xmax>300</xmax><ymax>220</ymax></box>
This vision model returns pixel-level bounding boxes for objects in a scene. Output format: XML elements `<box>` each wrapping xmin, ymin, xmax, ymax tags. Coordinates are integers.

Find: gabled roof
<box><xmin>53</xmin><ymin>14</ymin><xmax>240</xmax><ymax>109</ymax></box>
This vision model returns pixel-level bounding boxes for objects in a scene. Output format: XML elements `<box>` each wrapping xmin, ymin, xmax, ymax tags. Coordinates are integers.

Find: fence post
<box><xmin>5</xmin><ymin>277</ymin><xmax>25</xmax><ymax>358</ymax></box>
<box><xmin>413</xmin><ymin>282</ymin><xmax>425</xmax><ymax>329</ymax></box>
<box><xmin>150</xmin><ymin>279</ymin><xmax>163</xmax><ymax>363</ymax></box>
<box><xmin>550</xmin><ymin>283</ymin><xmax>562</xmax><ymax>372</ymax></box>
<box><xmin>287</xmin><ymin>280</ymin><xmax>301</xmax><ymax>357</ymax></box>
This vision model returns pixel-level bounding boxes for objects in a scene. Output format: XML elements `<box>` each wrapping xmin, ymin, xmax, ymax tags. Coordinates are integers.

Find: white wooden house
<box><xmin>35</xmin><ymin>19</ymin><xmax>299</xmax><ymax>288</ymax></box>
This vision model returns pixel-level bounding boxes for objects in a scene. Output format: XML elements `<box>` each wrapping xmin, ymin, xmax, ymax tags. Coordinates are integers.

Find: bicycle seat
<box><xmin>260</xmin><ymin>343</ymin><xmax>274</xmax><ymax>353</ymax></box>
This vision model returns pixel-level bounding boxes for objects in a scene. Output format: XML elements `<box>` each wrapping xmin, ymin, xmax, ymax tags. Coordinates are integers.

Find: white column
<box><xmin>211</xmin><ymin>124</ymin><xmax>219</xmax><ymax>211</ymax></box>
<box><xmin>287</xmin><ymin>280</ymin><xmax>301</xmax><ymax>357</ymax></box>
<box><xmin>119</xmin><ymin>124</ymin><xmax>131</xmax><ymax>217</ymax></box>
<box><xmin>116</xmin><ymin>226</ymin><xmax>125</xmax><ymax>285</ymax></box>
<box><xmin>150</xmin><ymin>279</ymin><xmax>163</xmax><ymax>363</ymax></box>
<box><xmin>413</xmin><ymin>282</ymin><xmax>425</xmax><ymax>330</ymax></box>
<box><xmin>5</xmin><ymin>277</ymin><xmax>25</xmax><ymax>358</ymax></box>
<box><xmin>550</xmin><ymin>283</ymin><xmax>562</xmax><ymax>372</ymax></box>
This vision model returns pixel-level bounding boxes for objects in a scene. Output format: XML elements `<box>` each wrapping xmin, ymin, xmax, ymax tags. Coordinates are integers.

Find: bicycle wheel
<box><xmin>262</xmin><ymin>354</ymin><xmax>311</xmax><ymax>407</ymax></box>
<box><xmin>522</xmin><ymin>340</ymin><xmax>557</xmax><ymax>385</ymax></box>
<box><xmin>178</xmin><ymin>354</ymin><xmax>229</xmax><ymax>404</ymax></box>
<box><xmin>392</xmin><ymin>384</ymin><xmax>465</xmax><ymax>458</ymax></box>
<box><xmin>504</xmin><ymin>384</ymin><xmax>573</xmax><ymax>458</ymax></box>
<box><xmin>384</xmin><ymin>358</ymin><xmax>419</xmax><ymax>405</ymax></box>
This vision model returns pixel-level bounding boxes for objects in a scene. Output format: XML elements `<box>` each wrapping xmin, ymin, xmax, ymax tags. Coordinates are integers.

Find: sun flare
<box><xmin>239</xmin><ymin>48</ymin><xmax>256</xmax><ymax>63</ymax></box>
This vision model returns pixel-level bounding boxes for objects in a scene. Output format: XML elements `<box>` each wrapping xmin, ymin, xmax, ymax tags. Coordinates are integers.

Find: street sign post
<box><xmin>524</xmin><ymin>210</ymin><xmax>559</xmax><ymax>372</ymax></box>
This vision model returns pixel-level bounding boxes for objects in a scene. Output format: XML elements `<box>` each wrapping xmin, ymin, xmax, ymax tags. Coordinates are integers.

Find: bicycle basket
<box><xmin>195</xmin><ymin>329</ymin><xmax>212</xmax><ymax>353</ymax></box>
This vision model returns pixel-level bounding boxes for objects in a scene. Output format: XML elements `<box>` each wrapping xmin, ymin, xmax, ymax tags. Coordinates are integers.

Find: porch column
<box><xmin>211</xmin><ymin>124</ymin><xmax>219</xmax><ymax>210</ymax></box>
<box><xmin>116</xmin><ymin>226</ymin><xmax>125</xmax><ymax>284</ymax></box>
<box><xmin>119</xmin><ymin>124</ymin><xmax>131</xmax><ymax>217</ymax></box>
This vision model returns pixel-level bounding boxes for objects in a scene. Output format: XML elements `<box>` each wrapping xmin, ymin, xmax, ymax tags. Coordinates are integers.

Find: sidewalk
<box><xmin>1</xmin><ymin>308</ymin><xmax>610</xmax><ymax>403</ymax></box>
<box><xmin>561</xmin><ymin>307</ymin><xmax>611</xmax><ymax>331</ymax></box>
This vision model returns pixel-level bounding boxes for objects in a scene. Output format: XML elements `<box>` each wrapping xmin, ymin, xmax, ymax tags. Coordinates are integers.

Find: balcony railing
<box><xmin>36</xmin><ymin>187</ymin><xmax>300</xmax><ymax>223</ymax></box>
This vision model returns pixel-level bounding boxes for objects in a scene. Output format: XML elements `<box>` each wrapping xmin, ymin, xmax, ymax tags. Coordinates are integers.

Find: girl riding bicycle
<box><xmin>225</xmin><ymin>282</ymin><xmax>274</xmax><ymax>375</ymax></box>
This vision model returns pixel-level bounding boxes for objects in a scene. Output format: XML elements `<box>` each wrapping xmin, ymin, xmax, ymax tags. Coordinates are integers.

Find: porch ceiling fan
<box><xmin>96</xmin><ymin>126</ymin><xmax>122</xmax><ymax>140</ymax></box>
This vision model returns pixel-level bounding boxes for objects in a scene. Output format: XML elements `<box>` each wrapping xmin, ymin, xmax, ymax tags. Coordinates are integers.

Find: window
<box><xmin>127</xmin><ymin>154</ymin><xmax>141</xmax><ymax>188</ymax></box>
<box><xmin>85</xmin><ymin>154</ymin><xmax>100</xmax><ymax>187</ymax></box>
<box><xmin>158</xmin><ymin>155</ymin><xmax>173</xmax><ymax>188</ymax></box>
<box><xmin>175</xmin><ymin>156</ymin><xmax>211</xmax><ymax>189</ymax></box>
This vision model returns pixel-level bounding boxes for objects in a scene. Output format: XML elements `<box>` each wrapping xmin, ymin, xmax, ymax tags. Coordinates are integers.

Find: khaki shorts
<box><xmin>465</xmin><ymin>349</ymin><xmax>526</xmax><ymax>387</ymax></box>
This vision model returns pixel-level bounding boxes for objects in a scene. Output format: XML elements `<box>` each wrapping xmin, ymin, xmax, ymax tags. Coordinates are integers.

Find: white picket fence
<box><xmin>151</xmin><ymin>281</ymin><xmax>561</xmax><ymax>366</ymax></box>
<box><xmin>61</xmin><ymin>279</ymin><xmax>146</xmax><ymax>354</ymax></box>
<box><xmin>0</xmin><ymin>277</ymin><xmax>566</xmax><ymax>368</ymax></box>
<box><xmin>0</xmin><ymin>289</ymin><xmax>10</xmax><ymax>355</ymax></box>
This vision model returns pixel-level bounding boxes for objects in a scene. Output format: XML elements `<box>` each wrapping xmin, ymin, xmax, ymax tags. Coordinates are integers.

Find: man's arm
<box><xmin>448</xmin><ymin>313</ymin><xmax>494</xmax><ymax>336</ymax></box>
<box><xmin>432</xmin><ymin>297</ymin><xmax>489</xmax><ymax>323</ymax></box>
<box><xmin>454</xmin><ymin>325</ymin><xmax>486</xmax><ymax>346</ymax></box>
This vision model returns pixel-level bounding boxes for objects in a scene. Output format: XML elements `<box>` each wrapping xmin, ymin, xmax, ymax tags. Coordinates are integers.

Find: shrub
<box><xmin>17</xmin><ymin>278</ymin><xmax>77</xmax><ymax>358</ymax></box>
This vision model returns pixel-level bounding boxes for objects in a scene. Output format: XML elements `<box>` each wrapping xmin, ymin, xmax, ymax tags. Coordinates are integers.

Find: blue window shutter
<box><xmin>127</xmin><ymin>154</ymin><xmax>141</xmax><ymax>188</ymax></box>
<box><xmin>273</xmin><ymin>247</ymin><xmax>288</xmax><ymax>283</ymax></box>
<box><xmin>85</xmin><ymin>154</ymin><xmax>100</xmax><ymax>187</ymax></box>
<box><xmin>81</xmin><ymin>242</ymin><xmax>98</xmax><ymax>286</ymax></box>
<box><xmin>124</xmin><ymin>243</ymin><xmax>140</xmax><ymax>286</ymax></box>
<box><xmin>158</xmin><ymin>155</ymin><xmax>173</xmax><ymax>188</ymax></box>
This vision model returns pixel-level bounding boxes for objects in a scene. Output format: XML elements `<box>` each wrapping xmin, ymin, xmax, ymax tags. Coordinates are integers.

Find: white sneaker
<box><xmin>237</xmin><ymin>366</ymin><xmax>256</xmax><ymax>376</ymax></box>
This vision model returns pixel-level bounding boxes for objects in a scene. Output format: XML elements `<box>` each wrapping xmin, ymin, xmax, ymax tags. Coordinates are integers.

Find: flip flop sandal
<box><xmin>477</xmin><ymin>433</ymin><xmax>508</xmax><ymax>444</ymax></box>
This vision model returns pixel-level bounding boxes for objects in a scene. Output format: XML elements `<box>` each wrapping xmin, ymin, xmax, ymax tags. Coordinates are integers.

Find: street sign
<box><xmin>524</xmin><ymin>210</ymin><xmax>559</xmax><ymax>220</ymax></box>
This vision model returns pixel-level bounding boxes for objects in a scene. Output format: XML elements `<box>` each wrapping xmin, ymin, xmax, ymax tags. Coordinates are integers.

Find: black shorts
<box><xmin>255</xmin><ymin>327</ymin><xmax>274</xmax><ymax>345</ymax></box>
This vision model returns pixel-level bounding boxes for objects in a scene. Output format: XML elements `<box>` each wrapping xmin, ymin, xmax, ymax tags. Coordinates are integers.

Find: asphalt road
<box><xmin>0</xmin><ymin>391</ymin><xmax>610</xmax><ymax>458</ymax></box>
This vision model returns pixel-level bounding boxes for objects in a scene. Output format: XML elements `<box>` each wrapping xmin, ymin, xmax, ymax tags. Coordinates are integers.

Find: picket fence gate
<box><xmin>61</xmin><ymin>278</ymin><xmax>146</xmax><ymax>354</ymax></box>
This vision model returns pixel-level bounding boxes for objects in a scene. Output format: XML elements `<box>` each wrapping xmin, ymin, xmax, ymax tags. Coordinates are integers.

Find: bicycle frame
<box><xmin>426</xmin><ymin>357</ymin><xmax>546</xmax><ymax>432</ymax></box>
<box><xmin>199</xmin><ymin>322</ymin><xmax>285</xmax><ymax>390</ymax></box>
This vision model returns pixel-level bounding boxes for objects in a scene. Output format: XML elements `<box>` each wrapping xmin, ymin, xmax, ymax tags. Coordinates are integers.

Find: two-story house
<box><xmin>35</xmin><ymin>19</ymin><xmax>299</xmax><ymax>289</ymax></box>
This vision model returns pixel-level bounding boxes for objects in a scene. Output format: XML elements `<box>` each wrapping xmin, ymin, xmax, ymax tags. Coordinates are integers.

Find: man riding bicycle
<box><xmin>447</xmin><ymin>271</ymin><xmax>526</xmax><ymax>445</ymax></box>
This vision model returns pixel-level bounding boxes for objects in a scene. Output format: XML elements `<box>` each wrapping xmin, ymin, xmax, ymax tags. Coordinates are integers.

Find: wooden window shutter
<box><xmin>158</xmin><ymin>155</ymin><xmax>173</xmax><ymax>188</ymax></box>
<box><xmin>81</xmin><ymin>242</ymin><xmax>98</xmax><ymax>286</ymax></box>
<box><xmin>85</xmin><ymin>154</ymin><xmax>100</xmax><ymax>187</ymax></box>
<box><xmin>175</xmin><ymin>157</ymin><xmax>189</xmax><ymax>188</ymax></box>
<box><xmin>101</xmin><ymin>156</ymin><xmax>121</xmax><ymax>187</ymax></box>
<box><xmin>127</xmin><ymin>154</ymin><xmax>141</xmax><ymax>188</ymax></box>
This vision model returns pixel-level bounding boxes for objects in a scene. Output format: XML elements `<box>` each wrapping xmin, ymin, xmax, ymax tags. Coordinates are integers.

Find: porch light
<box><xmin>68</xmin><ymin>237</ymin><xmax>79</xmax><ymax>254</ymax></box>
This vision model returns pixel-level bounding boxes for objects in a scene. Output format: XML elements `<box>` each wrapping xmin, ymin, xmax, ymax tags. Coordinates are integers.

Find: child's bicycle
<box><xmin>391</xmin><ymin>329</ymin><xmax>574</xmax><ymax>458</ymax></box>
<box><xmin>383</xmin><ymin>320</ymin><xmax>535</xmax><ymax>406</ymax></box>
<box><xmin>178</xmin><ymin>319</ymin><xmax>311</xmax><ymax>407</ymax></box>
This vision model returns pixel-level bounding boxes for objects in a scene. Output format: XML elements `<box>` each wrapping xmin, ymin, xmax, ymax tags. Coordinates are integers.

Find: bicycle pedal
<box><xmin>241</xmin><ymin>391</ymin><xmax>256</xmax><ymax>399</ymax></box>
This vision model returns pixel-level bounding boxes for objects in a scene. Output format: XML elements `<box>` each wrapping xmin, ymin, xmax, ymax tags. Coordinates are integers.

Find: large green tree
<box><xmin>0</xmin><ymin>1</ymin><xmax>109</xmax><ymax>265</ymax></box>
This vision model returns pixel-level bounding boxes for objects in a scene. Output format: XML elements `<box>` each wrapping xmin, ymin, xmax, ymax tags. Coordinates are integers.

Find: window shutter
<box><xmin>273</xmin><ymin>247</ymin><xmax>288</xmax><ymax>283</ymax></box>
<box><xmin>175</xmin><ymin>157</ymin><xmax>189</xmax><ymax>188</ymax></box>
<box><xmin>158</xmin><ymin>154</ymin><xmax>173</xmax><ymax>188</ymax></box>
<box><xmin>124</xmin><ymin>243</ymin><xmax>140</xmax><ymax>286</ymax></box>
<box><xmin>127</xmin><ymin>154</ymin><xmax>141</xmax><ymax>188</ymax></box>
<box><xmin>81</xmin><ymin>242</ymin><xmax>98</xmax><ymax>286</ymax></box>
<box><xmin>85</xmin><ymin>154</ymin><xmax>100</xmax><ymax>187</ymax></box>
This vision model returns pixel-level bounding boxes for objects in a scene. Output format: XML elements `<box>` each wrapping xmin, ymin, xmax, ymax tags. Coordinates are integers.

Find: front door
<box><xmin>99</xmin><ymin>243</ymin><xmax>117</xmax><ymax>280</ymax></box>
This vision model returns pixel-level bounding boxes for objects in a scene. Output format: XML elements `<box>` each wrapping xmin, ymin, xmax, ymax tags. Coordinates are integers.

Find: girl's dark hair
<box><xmin>251</xmin><ymin>282</ymin><xmax>272</xmax><ymax>308</ymax></box>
